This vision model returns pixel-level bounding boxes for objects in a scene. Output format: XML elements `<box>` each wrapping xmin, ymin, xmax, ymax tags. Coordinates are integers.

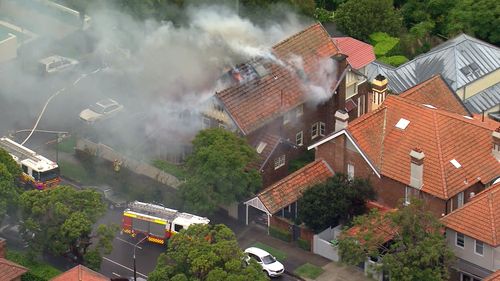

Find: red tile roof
<box><xmin>485</xmin><ymin>270</ymin><xmax>500</xmax><ymax>281</ymax></box>
<box><xmin>249</xmin><ymin>133</ymin><xmax>281</xmax><ymax>171</ymax></box>
<box><xmin>0</xmin><ymin>258</ymin><xmax>28</xmax><ymax>281</ymax></box>
<box><xmin>258</xmin><ymin>159</ymin><xmax>334</xmax><ymax>214</ymax></box>
<box><xmin>442</xmin><ymin>183</ymin><xmax>500</xmax><ymax>247</ymax></box>
<box><xmin>217</xmin><ymin>23</ymin><xmax>338</xmax><ymax>134</ymax></box>
<box><xmin>332</xmin><ymin>37</ymin><xmax>375</xmax><ymax>69</ymax></box>
<box><xmin>50</xmin><ymin>265</ymin><xmax>109</xmax><ymax>281</ymax></box>
<box><xmin>347</xmin><ymin>95</ymin><xmax>500</xmax><ymax>199</ymax></box>
<box><xmin>400</xmin><ymin>75</ymin><xmax>469</xmax><ymax>116</ymax></box>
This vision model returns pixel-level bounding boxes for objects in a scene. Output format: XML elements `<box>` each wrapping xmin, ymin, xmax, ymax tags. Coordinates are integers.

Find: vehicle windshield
<box><xmin>38</xmin><ymin>168</ymin><xmax>60</xmax><ymax>182</ymax></box>
<box><xmin>90</xmin><ymin>104</ymin><xmax>106</xmax><ymax>114</ymax></box>
<box><xmin>262</xmin><ymin>255</ymin><xmax>276</xmax><ymax>265</ymax></box>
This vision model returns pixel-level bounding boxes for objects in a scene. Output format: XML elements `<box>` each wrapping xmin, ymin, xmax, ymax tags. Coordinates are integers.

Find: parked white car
<box><xmin>79</xmin><ymin>98</ymin><xmax>124</xmax><ymax>123</ymax></box>
<box><xmin>244</xmin><ymin>247</ymin><xmax>285</xmax><ymax>277</ymax></box>
<box><xmin>38</xmin><ymin>55</ymin><xmax>79</xmax><ymax>74</ymax></box>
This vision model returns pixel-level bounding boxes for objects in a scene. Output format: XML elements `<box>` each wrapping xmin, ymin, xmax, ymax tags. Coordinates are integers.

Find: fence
<box><xmin>312</xmin><ymin>225</ymin><xmax>343</xmax><ymax>261</ymax></box>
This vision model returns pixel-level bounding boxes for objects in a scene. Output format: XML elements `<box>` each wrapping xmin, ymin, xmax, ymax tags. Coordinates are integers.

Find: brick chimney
<box><xmin>371</xmin><ymin>74</ymin><xmax>388</xmax><ymax>111</ymax></box>
<box><xmin>0</xmin><ymin>238</ymin><xmax>6</xmax><ymax>258</ymax></box>
<box><xmin>335</xmin><ymin>110</ymin><xmax>349</xmax><ymax>131</ymax></box>
<box><xmin>409</xmin><ymin>148</ymin><xmax>425</xmax><ymax>189</ymax></box>
<box><xmin>493</xmin><ymin>128</ymin><xmax>500</xmax><ymax>161</ymax></box>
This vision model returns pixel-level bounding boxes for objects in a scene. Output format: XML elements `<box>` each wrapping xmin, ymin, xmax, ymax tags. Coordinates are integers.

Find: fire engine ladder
<box><xmin>130</xmin><ymin>202</ymin><xmax>178</xmax><ymax>221</ymax></box>
<box><xmin>0</xmin><ymin>138</ymin><xmax>39</xmax><ymax>162</ymax></box>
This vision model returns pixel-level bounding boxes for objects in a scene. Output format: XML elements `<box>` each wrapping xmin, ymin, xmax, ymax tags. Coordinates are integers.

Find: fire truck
<box><xmin>122</xmin><ymin>201</ymin><xmax>210</xmax><ymax>244</ymax></box>
<box><xmin>0</xmin><ymin>137</ymin><xmax>60</xmax><ymax>190</ymax></box>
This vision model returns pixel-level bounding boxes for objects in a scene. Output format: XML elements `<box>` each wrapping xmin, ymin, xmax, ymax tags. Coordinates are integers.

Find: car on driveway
<box><xmin>244</xmin><ymin>247</ymin><xmax>285</xmax><ymax>277</ymax></box>
<box><xmin>79</xmin><ymin>98</ymin><xmax>124</xmax><ymax>123</ymax></box>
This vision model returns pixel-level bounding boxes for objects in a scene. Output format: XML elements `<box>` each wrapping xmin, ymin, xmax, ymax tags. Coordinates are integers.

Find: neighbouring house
<box><xmin>308</xmin><ymin>76</ymin><xmax>500</xmax><ymax>217</ymax></box>
<box><xmin>244</xmin><ymin>159</ymin><xmax>334</xmax><ymax>242</ymax></box>
<box><xmin>50</xmin><ymin>265</ymin><xmax>110</xmax><ymax>281</ymax></box>
<box><xmin>485</xmin><ymin>270</ymin><xmax>500</xmax><ymax>281</ymax></box>
<box><xmin>442</xmin><ymin>183</ymin><xmax>500</xmax><ymax>281</ymax></box>
<box><xmin>203</xmin><ymin>23</ymin><xmax>375</xmax><ymax>187</ymax></box>
<box><xmin>367</xmin><ymin>33</ymin><xmax>500</xmax><ymax>120</ymax></box>
<box><xmin>0</xmin><ymin>238</ymin><xmax>28</xmax><ymax>281</ymax></box>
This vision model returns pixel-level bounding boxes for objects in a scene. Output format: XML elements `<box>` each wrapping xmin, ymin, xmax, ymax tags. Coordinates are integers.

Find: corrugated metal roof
<box><xmin>367</xmin><ymin>34</ymin><xmax>500</xmax><ymax>93</ymax></box>
<box><xmin>464</xmin><ymin>83</ymin><xmax>500</xmax><ymax>113</ymax></box>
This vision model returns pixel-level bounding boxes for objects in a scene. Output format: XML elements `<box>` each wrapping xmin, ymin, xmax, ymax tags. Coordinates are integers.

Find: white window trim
<box><xmin>457</xmin><ymin>192</ymin><xmax>464</xmax><ymax>208</ymax></box>
<box><xmin>296</xmin><ymin>131</ymin><xmax>303</xmax><ymax>146</ymax></box>
<box><xmin>456</xmin><ymin>232</ymin><xmax>465</xmax><ymax>248</ymax></box>
<box><xmin>274</xmin><ymin>155</ymin><xmax>285</xmax><ymax>170</ymax></box>
<box><xmin>404</xmin><ymin>186</ymin><xmax>411</xmax><ymax>206</ymax></box>
<box><xmin>474</xmin><ymin>240</ymin><xmax>484</xmax><ymax>256</ymax></box>
<box><xmin>311</xmin><ymin>123</ymin><xmax>319</xmax><ymax>139</ymax></box>
<box><xmin>296</xmin><ymin>104</ymin><xmax>304</xmax><ymax>117</ymax></box>
<box><xmin>347</xmin><ymin>163</ymin><xmax>354</xmax><ymax>180</ymax></box>
<box><xmin>283</xmin><ymin>111</ymin><xmax>291</xmax><ymax>125</ymax></box>
<box><xmin>319</xmin><ymin>122</ymin><xmax>325</xmax><ymax>136</ymax></box>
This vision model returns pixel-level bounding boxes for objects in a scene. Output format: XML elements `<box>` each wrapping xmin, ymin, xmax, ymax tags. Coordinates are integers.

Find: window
<box><xmin>274</xmin><ymin>155</ymin><xmax>286</xmax><ymax>170</ymax></box>
<box><xmin>456</xmin><ymin>232</ymin><xmax>465</xmax><ymax>248</ymax></box>
<box><xmin>475</xmin><ymin>240</ymin><xmax>483</xmax><ymax>255</ymax></box>
<box><xmin>296</xmin><ymin>104</ymin><xmax>304</xmax><ymax>117</ymax></box>
<box><xmin>283</xmin><ymin>111</ymin><xmax>293</xmax><ymax>125</ymax></box>
<box><xmin>461</xmin><ymin>273</ymin><xmax>481</xmax><ymax>281</ymax></box>
<box><xmin>346</xmin><ymin>83</ymin><xmax>358</xmax><ymax>99</ymax></box>
<box><xmin>22</xmin><ymin>165</ymin><xmax>28</xmax><ymax>174</ymax></box>
<box><xmin>319</xmin><ymin>122</ymin><xmax>325</xmax><ymax>136</ymax></box>
<box><xmin>404</xmin><ymin>186</ymin><xmax>411</xmax><ymax>206</ymax></box>
<box><xmin>347</xmin><ymin>164</ymin><xmax>354</xmax><ymax>180</ymax></box>
<box><xmin>296</xmin><ymin>131</ymin><xmax>303</xmax><ymax>146</ymax></box>
<box><xmin>311</xmin><ymin>123</ymin><xmax>319</xmax><ymax>139</ymax></box>
<box><xmin>174</xmin><ymin>224</ymin><xmax>184</xmax><ymax>232</ymax></box>
<box><xmin>457</xmin><ymin>192</ymin><xmax>464</xmax><ymax>208</ymax></box>
<box><xmin>202</xmin><ymin>117</ymin><xmax>210</xmax><ymax>129</ymax></box>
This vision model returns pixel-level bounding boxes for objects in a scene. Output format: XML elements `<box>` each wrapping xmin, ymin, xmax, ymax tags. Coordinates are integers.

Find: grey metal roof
<box><xmin>463</xmin><ymin>83</ymin><xmax>500</xmax><ymax>113</ymax></box>
<box><xmin>366</xmin><ymin>34</ymin><xmax>500</xmax><ymax>93</ymax></box>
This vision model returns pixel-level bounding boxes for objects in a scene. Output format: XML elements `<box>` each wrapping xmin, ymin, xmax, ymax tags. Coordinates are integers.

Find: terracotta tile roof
<box><xmin>0</xmin><ymin>258</ymin><xmax>28</xmax><ymax>281</ymax></box>
<box><xmin>442</xmin><ymin>183</ymin><xmax>500</xmax><ymax>247</ymax></box>
<box><xmin>50</xmin><ymin>265</ymin><xmax>109</xmax><ymax>281</ymax></box>
<box><xmin>345</xmin><ymin>206</ymin><xmax>397</xmax><ymax>245</ymax></box>
<box><xmin>332</xmin><ymin>37</ymin><xmax>375</xmax><ymax>69</ymax></box>
<box><xmin>249</xmin><ymin>133</ymin><xmax>281</xmax><ymax>171</ymax></box>
<box><xmin>258</xmin><ymin>159</ymin><xmax>334</xmax><ymax>214</ymax></box>
<box><xmin>485</xmin><ymin>270</ymin><xmax>500</xmax><ymax>281</ymax></box>
<box><xmin>473</xmin><ymin>114</ymin><xmax>500</xmax><ymax>130</ymax></box>
<box><xmin>347</xmin><ymin>95</ymin><xmax>500</xmax><ymax>199</ymax></box>
<box><xmin>400</xmin><ymin>75</ymin><xmax>470</xmax><ymax>116</ymax></box>
<box><xmin>217</xmin><ymin>23</ymin><xmax>338</xmax><ymax>134</ymax></box>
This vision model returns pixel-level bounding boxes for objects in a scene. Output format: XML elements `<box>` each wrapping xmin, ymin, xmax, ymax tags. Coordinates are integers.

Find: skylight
<box><xmin>450</xmin><ymin>159</ymin><xmax>461</xmax><ymax>168</ymax></box>
<box><xmin>395</xmin><ymin>118</ymin><xmax>410</xmax><ymax>130</ymax></box>
<box><xmin>423</xmin><ymin>104</ymin><xmax>436</xmax><ymax>109</ymax></box>
<box><xmin>463</xmin><ymin>116</ymin><xmax>473</xmax><ymax>120</ymax></box>
<box><xmin>256</xmin><ymin>142</ymin><xmax>267</xmax><ymax>154</ymax></box>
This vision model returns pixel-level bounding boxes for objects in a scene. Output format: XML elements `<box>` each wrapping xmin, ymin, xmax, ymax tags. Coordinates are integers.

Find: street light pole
<box><xmin>133</xmin><ymin>236</ymin><xmax>148</xmax><ymax>281</ymax></box>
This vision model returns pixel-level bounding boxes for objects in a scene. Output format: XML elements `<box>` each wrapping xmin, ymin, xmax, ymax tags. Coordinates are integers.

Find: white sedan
<box><xmin>244</xmin><ymin>247</ymin><xmax>285</xmax><ymax>277</ymax></box>
<box><xmin>79</xmin><ymin>98</ymin><xmax>124</xmax><ymax>123</ymax></box>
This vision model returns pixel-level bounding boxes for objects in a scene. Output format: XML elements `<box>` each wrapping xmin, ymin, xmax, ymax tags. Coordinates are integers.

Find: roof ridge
<box><xmin>378</xmin><ymin>107</ymin><xmax>388</xmax><ymax>170</ymax></box>
<box><xmin>272</xmin><ymin>23</ymin><xmax>321</xmax><ymax>50</ymax></box>
<box><xmin>433</xmin><ymin>111</ymin><xmax>448</xmax><ymax>198</ymax></box>
<box><xmin>487</xmin><ymin>192</ymin><xmax>497</xmax><ymax>246</ymax></box>
<box><xmin>0</xmin><ymin>258</ymin><xmax>28</xmax><ymax>270</ymax></box>
<box><xmin>399</xmin><ymin>74</ymin><xmax>441</xmax><ymax>97</ymax></box>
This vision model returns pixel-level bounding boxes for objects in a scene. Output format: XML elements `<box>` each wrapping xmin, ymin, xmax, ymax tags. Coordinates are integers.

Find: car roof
<box><xmin>244</xmin><ymin>247</ymin><xmax>271</xmax><ymax>257</ymax></box>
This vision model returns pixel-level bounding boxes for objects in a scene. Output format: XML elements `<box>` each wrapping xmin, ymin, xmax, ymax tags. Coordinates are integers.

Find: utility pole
<box><xmin>133</xmin><ymin>235</ymin><xmax>148</xmax><ymax>281</ymax></box>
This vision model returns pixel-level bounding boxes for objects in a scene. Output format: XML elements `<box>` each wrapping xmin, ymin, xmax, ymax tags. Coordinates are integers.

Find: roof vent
<box><xmin>395</xmin><ymin>118</ymin><xmax>410</xmax><ymax>130</ymax></box>
<box><xmin>423</xmin><ymin>104</ymin><xmax>436</xmax><ymax>109</ymax></box>
<box><xmin>463</xmin><ymin>115</ymin><xmax>473</xmax><ymax>120</ymax></box>
<box><xmin>256</xmin><ymin>142</ymin><xmax>267</xmax><ymax>154</ymax></box>
<box><xmin>450</xmin><ymin>159</ymin><xmax>461</xmax><ymax>168</ymax></box>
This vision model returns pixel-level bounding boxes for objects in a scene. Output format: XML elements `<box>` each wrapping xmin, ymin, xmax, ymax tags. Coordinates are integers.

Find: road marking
<box><xmin>102</xmin><ymin>257</ymin><xmax>148</xmax><ymax>278</ymax></box>
<box><xmin>112</xmin><ymin>272</ymin><xmax>121</xmax><ymax>277</ymax></box>
<box><xmin>116</xmin><ymin>237</ymin><xmax>143</xmax><ymax>249</ymax></box>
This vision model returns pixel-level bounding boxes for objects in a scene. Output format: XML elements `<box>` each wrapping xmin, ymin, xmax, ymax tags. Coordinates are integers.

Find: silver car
<box><xmin>79</xmin><ymin>98</ymin><xmax>124</xmax><ymax>123</ymax></box>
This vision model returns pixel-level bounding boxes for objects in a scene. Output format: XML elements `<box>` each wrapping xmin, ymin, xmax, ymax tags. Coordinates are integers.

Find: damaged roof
<box><xmin>249</xmin><ymin>133</ymin><xmax>282</xmax><ymax>171</ymax></box>
<box><xmin>366</xmin><ymin>34</ymin><xmax>500</xmax><ymax>93</ymax></box>
<box><xmin>217</xmin><ymin>23</ymin><xmax>338</xmax><ymax>134</ymax></box>
<box><xmin>346</xmin><ymin>95</ymin><xmax>500</xmax><ymax>199</ymax></box>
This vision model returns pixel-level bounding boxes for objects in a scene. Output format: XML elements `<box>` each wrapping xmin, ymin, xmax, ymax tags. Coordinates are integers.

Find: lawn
<box><xmin>251</xmin><ymin>242</ymin><xmax>287</xmax><ymax>262</ymax></box>
<box><xmin>58</xmin><ymin>160</ymin><xmax>89</xmax><ymax>184</ymax></box>
<box><xmin>57</xmin><ymin>135</ymin><xmax>76</xmax><ymax>153</ymax></box>
<box><xmin>6</xmin><ymin>250</ymin><xmax>61</xmax><ymax>280</ymax></box>
<box><xmin>152</xmin><ymin>159</ymin><xmax>187</xmax><ymax>180</ymax></box>
<box><xmin>294</xmin><ymin>263</ymin><xmax>324</xmax><ymax>280</ymax></box>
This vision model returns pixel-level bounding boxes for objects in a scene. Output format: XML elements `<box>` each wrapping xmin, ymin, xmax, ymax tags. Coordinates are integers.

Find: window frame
<box><xmin>296</xmin><ymin>131</ymin><xmax>303</xmax><ymax>146</ymax></box>
<box><xmin>319</xmin><ymin>122</ymin><xmax>325</xmax><ymax>136</ymax></box>
<box><xmin>296</xmin><ymin>104</ymin><xmax>304</xmax><ymax>117</ymax></box>
<box><xmin>457</xmin><ymin>192</ymin><xmax>464</xmax><ymax>208</ymax></box>
<box><xmin>404</xmin><ymin>186</ymin><xmax>411</xmax><ymax>206</ymax></box>
<box><xmin>311</xmin><ymin>122</ymin><xmax>319</xmax><ymax>139</ymax></box>
<box><xmin>283</xmin><ymin>111</ymin><xmax>292</xmax><ymax>125</ymax></box>
<box><xmin>474</xmin><ymin>240</ymin><xmax>483</xmax><ymax>256</ymax></box>
<box><xmin>274</xmin><ymin>155</ymin><xmax>286</xmax><ymax>170</ymax></box>
<box><xmin>456</xmin><ymin>232</ymin><xmax>465</xmax><ymax>248</ymax></box>
<box><xmin>347</xmin><ymin>163</ymin><xmax>354</xmax><ymax>180</ymax></box>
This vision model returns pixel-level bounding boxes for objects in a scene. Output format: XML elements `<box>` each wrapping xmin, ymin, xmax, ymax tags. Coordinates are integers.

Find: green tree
<box><xmin>297</xmin><ymin>173</ymin><xmax>375</xmax><ymax>233</ymax></box>
<box><xmin>338</xmin><ymin>199</ymin><xmax>454</xmax><ymax>281</ymax></box>
<box><xmin>19</xmin><ymin>186</ymin><xmax>107</xmax><ymax>262</ymax></box>
<box><xmin>334</xmin><ymin>0</ymin><xmax>402</xmax><ymax>41</ymax></box>
<box><xmin>180</xmin><ymin>128</ymin><xmax>260</xmax><ymax>214</ymax></box>
<box><xmin>148</xmin><ymin>224</ymin><xmax>268</xmax><ymax>281</ymax></box>
<box><xmin>0</xmin><ymin>148</ymin><xmax>22</xmax><ymax>222</ymax></box>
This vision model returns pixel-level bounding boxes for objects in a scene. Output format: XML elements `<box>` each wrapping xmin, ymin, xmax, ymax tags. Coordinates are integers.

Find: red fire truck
<box><xmin>122</xmin><ymin>201</ymin><xmax>210</xmax><ymax>244</ymax></box>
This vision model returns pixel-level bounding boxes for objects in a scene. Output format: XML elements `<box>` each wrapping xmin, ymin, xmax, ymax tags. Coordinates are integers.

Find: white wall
<box><xmin>446</xmin><ymin>229</ymin><xmax>499</xmax><ymax>272</ymax></box>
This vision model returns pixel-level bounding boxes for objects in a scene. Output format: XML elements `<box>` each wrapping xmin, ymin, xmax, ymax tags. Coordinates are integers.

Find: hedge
<box><xmin>297</xmin><ymin>238</ymin><xmax>311</xmax><ymax>251</ymax></box>
<box><xmin>269</xmin><ymin>227</ymin><xmax>291</xmax><ymax>242</ymax></box>
<box><xmin>378</xmin><ymin>55</ymin><xmax>409</xmax><ymax>67</ymax></box>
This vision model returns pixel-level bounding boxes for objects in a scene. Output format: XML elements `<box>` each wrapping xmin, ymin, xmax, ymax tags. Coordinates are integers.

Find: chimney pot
<box><xmin>334</xmin><ymin>110</ymin><xmax>349</xmax><ymax>131</ymax></box>
<box><xmin>409</xmin><ymin>149</ymin><xmax>425</xmax><ymax>189</ymax></box>
<box><xmin>371</xmin><ymin>75</ymin><xmax>388</xmax><ymax>111</ymax></box>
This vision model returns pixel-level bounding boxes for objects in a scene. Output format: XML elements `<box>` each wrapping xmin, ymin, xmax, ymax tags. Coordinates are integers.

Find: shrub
<box><xmin>298</xmin><ymin>238</ymin><xmax>311</xmax><ymax>251</ymax></box>
<box><xmin>369</xmin><ymin>32</ymin><xmax>400</xmax><ymax>57</ymax></box>
<box><xmin>378</xmin><ymin>55</ymin><xmax>409</xmax><ymax>67</ymax></box>
<box><xmin>269</xmin><ymin>227</ymin><xmax>291</xmax><ymax>242</ymax></box>
<box><xmin>314</xmin><ymin>8</ymin><xmax>335</xmax><ymax>23</ymax></box>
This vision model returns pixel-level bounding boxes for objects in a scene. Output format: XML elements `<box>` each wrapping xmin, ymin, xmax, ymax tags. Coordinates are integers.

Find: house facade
<box><xmin>308</xmin><ymin>76</ymin><xmax>500</xmax><ymax>217</ymax></box>
<box><xmin>442</xmin><ymin>183</ymin><xmax>500</xmax><ymax>281</ymax></box>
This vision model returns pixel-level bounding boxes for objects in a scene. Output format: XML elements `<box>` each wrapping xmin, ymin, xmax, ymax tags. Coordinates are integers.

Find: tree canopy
<box><xmin>297</xmin><ymin>173</ymin><xmax>375</xmax><ymax>233</ymax></box>
<box><xmin>0</xmin><ymin>148</ymin><xmax>22</xmax><ymax>222</ymax></box>
<box><xmin>148</xmin><ymin>224</ymin><xmax>268</xmax><ymax>281</ymax></box>
<box><xmin>180</xmin><ymin>128</ymin><xmax>260</xmax><ymax>214</ymax></box>
<box><xmin>334</xmin><ymin>0</ymin><xmax>402</xmax><ymax>41</ymax></box>
<box><xmin>18</xmin><ymin>186</ymin><xmax>108</xmax><ymax>263</ymax></box>
<box><xmin>338</xmin><ymin>199</ymin><xmax>454</xmax><ymax>281</ymax></box>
